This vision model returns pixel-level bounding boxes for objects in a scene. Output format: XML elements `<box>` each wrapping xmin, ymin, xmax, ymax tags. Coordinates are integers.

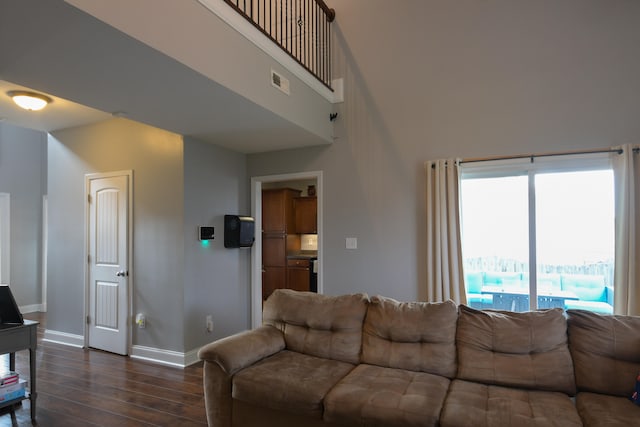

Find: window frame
<box><xmin>459</xmin><ymin>152</ymin><xmax>614</xmax><ymax>311</ymax></box>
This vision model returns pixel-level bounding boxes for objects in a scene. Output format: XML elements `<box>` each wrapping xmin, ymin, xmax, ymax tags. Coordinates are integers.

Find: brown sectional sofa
<box><xmin>198</xmin><ymin>289</ymin><xmax>640</xmax><ymax>427</ymax></box>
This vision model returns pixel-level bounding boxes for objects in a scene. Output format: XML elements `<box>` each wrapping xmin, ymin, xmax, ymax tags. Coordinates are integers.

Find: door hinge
<box><xmin>88</xmin><ymin>194</ymin><xmax>91</xmax><ymax>203</ymax></box>
<box><xmin>88</xmin><ymin>254</ymin><xmax>91</xmax><ymax>263</ymax></box>
<box><xmin>86</xmin><ymin>315</ymin><xmax>91</xmax><ymax>325</ymax></box>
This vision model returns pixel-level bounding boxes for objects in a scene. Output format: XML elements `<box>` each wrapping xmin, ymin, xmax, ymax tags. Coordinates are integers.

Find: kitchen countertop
<box><xmin>287</xmin><ymin>252</ymin><xmax>317</xmax><ymax>260</ymax></box>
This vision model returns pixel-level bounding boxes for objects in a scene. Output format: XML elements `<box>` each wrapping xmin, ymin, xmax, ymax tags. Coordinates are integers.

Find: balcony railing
<box><xmin>223</xmin><ymin>0</ymin><xmax>335</xmax><ymax>89</ymax></box>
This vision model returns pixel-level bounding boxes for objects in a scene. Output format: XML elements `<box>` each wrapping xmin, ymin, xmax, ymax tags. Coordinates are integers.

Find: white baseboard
<box><xmin>42</xmin><ymin>331</ymin><xmax>202</xmax><ymax>368</ymax></box>
<box><xmin>43</xmin><ymin>329</ymin><xmax>85</xmax><ymax>348</ymax></box>
<box><xmin>130</xmin><ymin>345</ymin><xmax>202</xmax><ymax>368</ymax></box>
<box><xmin>184</xmin><ymin>348</ymin><xmax>201</xmax><ymax>367</ymax></box>
<box><xmin>19</xmin><ymin>304</ymin><xmax>45</xmax><ymax>314</ymax></box>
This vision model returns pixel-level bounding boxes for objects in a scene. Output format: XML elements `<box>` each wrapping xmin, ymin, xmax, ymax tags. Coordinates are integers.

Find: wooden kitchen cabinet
<box><xmin>262</xmin><ymin>234</ymin><xmax>286</xmax><ymax>266</ymax></box>
<box><xmin>263</xmin><ymin>266</ymin><xmax>285</xmax><ymax>300</ymax></box>
<box><xmin>262</xmin><ymin>188</ymin><xmax>302</xmax><ymax>300</ymax></box>
<box><xmin>294</xmin><ymin>197</ymin><xmax>317</xmax><ymax>234</ymax></box>
<box><xmin>287</xmin><ymin>258</ymin><xmax>310</xmax><ymax>292</ymax></box>
<box><xmin>262</xmin><ymin>189</ymin><xmax>300</xmax><ymax>233</ymax></box>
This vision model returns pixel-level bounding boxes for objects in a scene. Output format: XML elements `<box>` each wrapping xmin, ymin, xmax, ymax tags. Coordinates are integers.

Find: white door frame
<box><xmin>250</xmin><ymin>171</ymin><xmax>323</xmax><ymax>329</ymax></box>
<box><xmin>0</xmin><ymin>193</ymin><xmax>10</xmax><ymax>284</ymax></box>
<box><xmin>41</xmin><ymin>195</ymin><xmax>48</xmax><ymax>311</ymax></box>
<box><xmin>84</xmin><ymin>170</ymin><xmax>133</xmax><ymax>352</ymax></box>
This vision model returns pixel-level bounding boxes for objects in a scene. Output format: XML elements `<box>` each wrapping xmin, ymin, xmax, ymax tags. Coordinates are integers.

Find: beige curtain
<box><xmin>425</xmin><ymin>159</ymin><xmax>467</xmax><ymax>304</ymax></box>
<box><xmin>613</xmin><ymin>144</ymin><xmax>640</xmax><ymax>315</ymax></box>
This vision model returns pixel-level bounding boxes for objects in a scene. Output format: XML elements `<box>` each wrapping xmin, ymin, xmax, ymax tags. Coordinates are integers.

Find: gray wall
<box><xmin>66</xmin><ymin>0</ymin><xmax>333</xmax><ymax>144</ymax></box>
<box><xmin>183</xmin><ymin>137</ymin><xmax>250</xmax><ymax>351</ymax></box>
<box><xmin>46</xmin><ymin>119</ymin><xmax>252</xmax><ymax>353</ymax></box>
<box><xmin>248</xmin><ymin>0</ymin><xmax>640</xmax><ymax>301</ymax></box>
<box><xmin>48</xmin><ymin>118</ymin><xmax>185</xmax><ymax>350</ymax></box>
<box><xmin>0</xmin><ymin>123</ymin><xmax>46</xmax><ymax>306</ymax></box>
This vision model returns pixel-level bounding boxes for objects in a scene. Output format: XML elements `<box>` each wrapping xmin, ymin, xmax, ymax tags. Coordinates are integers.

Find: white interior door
<box><xmin>87</xmin><ymin>173</ymin><xmax>130</xmax><ymax>355</ymax></box>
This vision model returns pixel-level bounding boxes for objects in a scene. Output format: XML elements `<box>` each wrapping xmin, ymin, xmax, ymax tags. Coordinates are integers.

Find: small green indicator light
<box><xmin>201</xmin><ymin>240</ymin><xmax>210</xmax><ymax>247</ymax></box>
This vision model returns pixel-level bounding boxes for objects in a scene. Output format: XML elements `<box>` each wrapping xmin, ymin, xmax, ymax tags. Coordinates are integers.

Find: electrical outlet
<box><xmin>206</xmin><ymin>315</ymin><xmax>213</xmax><ymax>333</ymax></box>
<box><xmin>136</xmin><ymin>313</ymin><xmax>146</xmax><ymax>329</ymax></box>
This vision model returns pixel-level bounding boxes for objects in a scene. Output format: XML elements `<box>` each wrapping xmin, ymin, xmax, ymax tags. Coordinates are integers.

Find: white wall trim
<box><xmin>41</xmin><ymin>333</ymin><xmax>202</xmax><ymax>368</ymax></box>
<box><xmin>41</xmin><ymin>195</ymin><xmax>48</xmax><ymax>313</ymax></box>
<box><xmin>184</xmin><ymin>348</ymin><xmax>201</xmax><ymax>367</ymax></box>
<box><xmin>197</xmin><ymin>0</ymin><xmax>343</xmax><ymax>104</ymax></box>
<box><xmin>250</xmin><ymin>171</ymin><xmax>323</xmax><ymax>329</ymax></box>
<box><xmin>130</xmin><ymin>345</ymin><xmax>201</xmax><ymax>368</ymax></box>
<box><xmin>43</xmin><ymin>329</ymin><xmax>85</xmax><ymax>348</ymax></box>
<box><xmin>19</xmin><ymin>304</ymin><xmax>45</xmax><ymax>314</ymax></box>
<box><xmin>0</xmin><ymin>193</ymin><xmax>10</xmax><ymax>284</ymax></box>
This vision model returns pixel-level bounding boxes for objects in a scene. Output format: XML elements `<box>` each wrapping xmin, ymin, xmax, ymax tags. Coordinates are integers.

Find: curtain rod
<box><xmin>429</xmin><ymin>146</ymin><xmax>639</xmax><ymax>169</ymax></box>
<box><xmin>460</xmin><ymin>147</ymin><xmax>625</xmax><ymax>165</ymax></box>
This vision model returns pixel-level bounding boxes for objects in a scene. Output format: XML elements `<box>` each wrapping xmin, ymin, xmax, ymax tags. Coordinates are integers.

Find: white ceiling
<box><xmin>0</xmin><ymin>0</ymin><xmax>328</xmax><ymax>153</ymax></box>
<box><xmin>0</xmin><ymin>80</ymin><xmax>111</xmax><ymax>132</ymax></box>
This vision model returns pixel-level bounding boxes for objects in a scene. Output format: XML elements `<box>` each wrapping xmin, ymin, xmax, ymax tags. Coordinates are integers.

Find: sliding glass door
<box><xmin>460</xmin><ymin>157</ymin><xmax>615</xmax><ymax>313</ymax></box>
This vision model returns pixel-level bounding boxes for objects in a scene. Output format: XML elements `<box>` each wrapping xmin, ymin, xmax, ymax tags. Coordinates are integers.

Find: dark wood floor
<box><xmin>0</xmin><ymin>313</ymin><xmax>207</xmax><ymax>427</ymax></box>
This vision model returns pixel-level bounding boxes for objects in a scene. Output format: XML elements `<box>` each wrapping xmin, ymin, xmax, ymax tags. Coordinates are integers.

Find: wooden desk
<box><xmin>0</xmin><ymin>320</ymin><xmax>38</xmax><ymax>420</ymax></box>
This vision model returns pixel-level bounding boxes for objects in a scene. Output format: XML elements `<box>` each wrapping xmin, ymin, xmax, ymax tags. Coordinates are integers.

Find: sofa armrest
<box><xmin>198</xmin><ymin>325</ymin><xmax>285</xmax><ymax>375</ymax></box>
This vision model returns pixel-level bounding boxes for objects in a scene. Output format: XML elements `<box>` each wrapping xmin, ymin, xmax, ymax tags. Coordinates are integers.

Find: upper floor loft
<box><xmin>0</xmin><ymin>0</ymin><xmax>341</xmax><ymax>153</ymax></box>
<box><xmin>207</xmin><ymin>0</ymin><xmax>337</xmax><ymax>93</ymax></box>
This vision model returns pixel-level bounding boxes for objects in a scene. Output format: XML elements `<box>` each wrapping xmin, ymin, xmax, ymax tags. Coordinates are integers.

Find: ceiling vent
<box><xmin>271</xmin><ymin>69</ymin><xmax>290</xmax><ymax>95</ymax></box>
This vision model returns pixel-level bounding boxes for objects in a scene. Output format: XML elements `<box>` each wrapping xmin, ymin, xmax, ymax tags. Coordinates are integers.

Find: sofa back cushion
<box><xmin>538</xmin><ymin>273</ymin><xmax>562</xmax><ymax>292</ymax></box>
<box><xmin>465</xmin><ymin>272</ymin><xmax>484</xmax><ymax>293</ymax></box>
<box><xmin>262</xmin><ymin>289</ymin><xmax>369</xmax><ymax>364</ymax></box>
<box><xmin>362</xmin><ymin>296</ymin><xmax>458</xmax><ymax>378</ymax></box>
<box><xmin>561</xmin><ymin>275</ymin><xmax>606</xmax><ymax>301</ymax></box>
<box><xmin>456</xmin><ymin>305</ymin><xmax>576</xmax><ymax>395</ymax></box>
<box><xmin>483</xmin><ymin>272</ymin><xmax>524</xmax><ymax>287</ymax></box>
<box><xmin>567</xmin><ymin>309</ymin><xmax>640</xmax><ymax>396</ymax></box>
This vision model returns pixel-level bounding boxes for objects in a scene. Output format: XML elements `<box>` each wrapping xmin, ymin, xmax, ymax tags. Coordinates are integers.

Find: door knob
<box><xmin>116</xmin><ymin>270</ymin><xmax>128</xmax><ymax>277</ymax></box>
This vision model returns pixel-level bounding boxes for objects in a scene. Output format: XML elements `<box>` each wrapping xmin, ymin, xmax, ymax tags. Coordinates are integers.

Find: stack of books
<box><xmin>0</xmin><ymin>370</ymin><xmax>26</xmax><ymax>404</ymax></box>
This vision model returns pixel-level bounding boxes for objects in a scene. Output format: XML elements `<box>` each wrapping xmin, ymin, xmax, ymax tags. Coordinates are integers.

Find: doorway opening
<box><xmin>250</xmin><ymin>171</ymin><xmax>323</xmax><ymax>328</ymax></box>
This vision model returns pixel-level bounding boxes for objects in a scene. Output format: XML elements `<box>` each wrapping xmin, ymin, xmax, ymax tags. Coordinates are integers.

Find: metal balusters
<box><xmin>222</xmin><ymin>0</ymin><xmax>334</xmax><ymax>89</ymax></box>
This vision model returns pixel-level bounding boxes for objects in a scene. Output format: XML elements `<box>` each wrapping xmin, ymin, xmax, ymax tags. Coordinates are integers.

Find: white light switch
<box><xmin>346</xmin><ymin>237</ymin><xmax>358</xmax><ymax>249</ymax></box>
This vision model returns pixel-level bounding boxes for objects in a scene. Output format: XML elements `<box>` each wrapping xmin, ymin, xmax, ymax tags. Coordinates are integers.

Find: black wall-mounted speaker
<box><xmin>224</xmin><ymin>215</ymin><xmax>255</xmax><ymax>248</ymax></box>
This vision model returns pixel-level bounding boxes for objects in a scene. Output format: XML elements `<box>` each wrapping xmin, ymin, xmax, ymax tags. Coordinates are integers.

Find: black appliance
<box><xmin>224</xmin><ymin>215</ymin><xmax>255</xmax><ymax>248</ymax></box>
<box><xmin>310</xmin><ymin>258</ymin><xmax>318</xmax><ymax>293</ymax></box>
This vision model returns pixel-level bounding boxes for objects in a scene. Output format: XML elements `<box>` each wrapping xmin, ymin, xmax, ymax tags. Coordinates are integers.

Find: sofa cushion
<box><xmin>537</xmin><ymin>273</ymin><xmax>561</xmax><ymax>292</ymax></box>
<box><xmin>564</xmin><ymin>299</ymin><xmax>613</xmax><ymax>314</ymax></box>
<box><xmin>456</xmin><ymin>305</ymin><xmax>576</xmax><ymax>394</ymax></box>
<box><xmin>465</xmin><ymin>272</ymin><xmax>484</xmax><ymax>293</ymax></box>
<box><xmin>262</xmin><ymin>289</ymin><xmax>369</xmax><ymax>364</ymax></box>
<box><xmin>484</xmin><ymin>272</ymin><xmax>524</xmax><ymax>287</ymax></box>
<box><xmin>561</xmin><ymin>274</ymin><xmax>606</xmax><ymax>301</ymax></box>
<box><xmin>440</xmin><ymin>379</ymin><xmax>582</xmax><ymax>427</ymax></box>
<box><xmin>362</xmin><ymin>296</ymin><xmax>458</xmax><ymax>378</ymax></box>
<box><xmin>324</xmin><ymin>364</ymin><xmax>450</xmax><ymax>427</ymax></box>
<box><xmin>467</xmin><ymin>293</ymin><xmax>493</xmax><ymax>309</ymax></box>
<box><xmin>576</xmin><ymin>392</ymin><xmax>640</xmax><ymax>427</ymax></box>
<box><xmin>567</xmin><ymin>309</ymin><xmax>640</xmax><ymax>396</ymax></box>
<box><xmin>232</xmin><ymin>350</ymin><xmax>355</xmax><ymax>419</ymax></box>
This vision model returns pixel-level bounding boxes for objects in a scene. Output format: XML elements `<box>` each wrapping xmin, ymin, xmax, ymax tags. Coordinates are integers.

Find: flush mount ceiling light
<box><xmin>7</xmin><ymin>90</ymin><xmax>52</xmax><ymax>111</ymax></box>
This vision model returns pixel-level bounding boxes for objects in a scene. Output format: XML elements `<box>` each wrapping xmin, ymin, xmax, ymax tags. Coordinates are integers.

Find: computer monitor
<box><xmin>0</xmin><ymin>284</ymin><xmax>24</xmax><ymax>326</ymax></box>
